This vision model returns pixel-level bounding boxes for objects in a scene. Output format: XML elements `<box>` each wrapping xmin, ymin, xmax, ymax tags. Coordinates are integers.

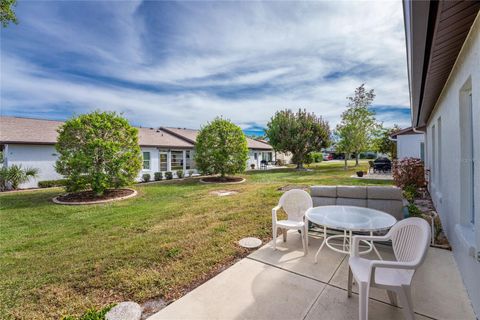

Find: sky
<box><xmin>0</xmin><ymin>0</ymin><xmax>411</xmax><ymax>136</ymax></box>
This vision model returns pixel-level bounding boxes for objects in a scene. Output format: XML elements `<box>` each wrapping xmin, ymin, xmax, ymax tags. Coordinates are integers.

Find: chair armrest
<box><xmin>272</xmin><ymin>205</ymin><xmax>281</xmax><ymax>222</ymax></box>
<box><xmin>352</xmin><ymin>234</ymin><xmax>391</xmax><ymax>256</ymax></box>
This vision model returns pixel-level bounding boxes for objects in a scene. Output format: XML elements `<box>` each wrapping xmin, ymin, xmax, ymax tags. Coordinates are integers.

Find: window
<box><xmin>267</xmin><ymin>152</ymin><xmax>273</xmax><ymax>162</ymax></box>
<box><xmin>159</xmin><ymin>152</ymin><xmax>167</xmax><ymax>171</ymax></box>
<box><xmin>460</xmin><ymin>87</ymin><xmax>475</xmax><ymax>225</ymax></box>
<box><xmin>185</xmin><ymin>151</ymin><xmax>191</xmax><ymax>170</ymax></box>
<box><xmin>171</xmin><ymin>151</ymin><xmax>183</xmax><ymax>170</ymax></box>
<box><xmin>437</xmin><ymin>117</ymin><xmax>442</xmax><ymax>189</ymax></box>
<box><xmin>420</xmin><ymin>142</ymin><xmax>425</xmax><ymax>162</ymax></box>
<box><xmin>431</xmin><ymin>125</ymin><xmax>436</xmax><ymax>187</ymax></box>
<box><xmin>143</xmin><ymin>152</ymin><xmax>151</xmax><ymax>170</ymax></box>
<box><xmin>254</xmin><ymin>153</ymin><xmax>258</xmax><ymax>160</ymax></box>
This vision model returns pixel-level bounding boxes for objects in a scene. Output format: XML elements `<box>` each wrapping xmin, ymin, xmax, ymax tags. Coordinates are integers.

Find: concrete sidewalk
<box><xmin>148</xmin><ymin>232</ymin><xmax>475</xmax><ymax>320</ymax></box>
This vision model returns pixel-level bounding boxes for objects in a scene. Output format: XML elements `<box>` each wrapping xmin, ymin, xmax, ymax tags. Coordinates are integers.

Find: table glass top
<box><xmin>305</xmin><ymin>205</ymin><xmax>397</xmax><ymax>232</ymax></box>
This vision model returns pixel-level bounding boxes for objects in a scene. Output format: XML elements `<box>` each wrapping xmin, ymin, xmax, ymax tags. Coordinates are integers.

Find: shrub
<box><xmin>0</xmin><ymin>164</ymin><xmax>39</xmax><ymax>191</ymax></box>
<box><xmin>176</xmin><ymin>170</ymin><xmax>184</xmax><ymax>178</ymax></box>
<box><xmin>154</xmin><ymin>172</ymin><xmax>163</xmax><ymax>181</ymax></box>
<box><xmin>392</xmin><ymin>157</ymin><xmax>426</xmax><ymax>189</ymax></box>
<box><xmin>55</xmin><ymin>111</ymin><xmax>142</xmax><ymax>196</ymax></box>
<box><xmin>309</xmin><ymin>152</ymin><xmax>323</xmax><ymax>163</ymax></box>
<box><xmin>62</xmin><ymin>304</ymin><xmax>115</xmax><ymax>320</ymax></box>
<box><xmin>165</xmin><ymin>171</ymin><xmax>173</xmax><ymax>180</ymax></box>
<box><xmin>142</xmin><ymin>173</ymin><xmax>151</xmax><ymax>182</ymax></box>
<box><xmin>407</xmin><ymin>203</ymin><xmax>422</xmax><ymax>217</ymax></box>
<box><xmin>194</xmin><ymin>117</ymin><xmax>249</xmax><ymax>178</ymax></box>
<box><xmin>38</xmin><ymin>179</ymin><xmax>68</xmax><ymax>188</ymax></box>
<box><xmin>403</xmin><ymin>184</ymin><xmax>418</xmax><ymax>203</ymax></box>
<box><xmin>188</xmin><ymin>169</ymin><xmax>195</xmax><ymax>177</ymax></box>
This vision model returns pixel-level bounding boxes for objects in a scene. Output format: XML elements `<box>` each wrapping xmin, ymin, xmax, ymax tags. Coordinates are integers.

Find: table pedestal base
<box><xmin>314</xmin><ymin>227</ymin><xmax>383</xmax><ymax>263</ymax></box>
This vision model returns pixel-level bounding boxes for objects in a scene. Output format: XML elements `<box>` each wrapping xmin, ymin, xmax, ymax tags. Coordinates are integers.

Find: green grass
<box><xmin>0</xmin><ymin>160</ymin><xmax>392</xmax><ymax>319</ymax></box>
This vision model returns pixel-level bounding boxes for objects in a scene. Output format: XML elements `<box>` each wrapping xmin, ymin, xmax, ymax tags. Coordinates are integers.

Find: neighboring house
<box><xmin>0</xmin><ymin>117</ymin><xmax>274</xmax><ymax>188</ymax></box>
<box><xmin>390</xmin><ymin>127</ymin><xmax>425</xmax><ymax>160</ymax></box>
<box><xmin>404</xmin><ymin>1</ymin><xmax>479</xmax><ymax>315</ymax></box>
<box><xmin>161</xmin><ymin>127</ymin><xmax>275</xmax><ymax>169</ymax></box>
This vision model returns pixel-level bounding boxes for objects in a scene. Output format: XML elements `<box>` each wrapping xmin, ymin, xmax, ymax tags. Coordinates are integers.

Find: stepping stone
<box><xmin>238</xmin><ymin>237</ymin><xmax>262</xmax><ymax>249</ymax></box>
<box><xmin>106</xmin><ymin>301</ymin><xmax>142</xmax><ymax>320</ymax></box>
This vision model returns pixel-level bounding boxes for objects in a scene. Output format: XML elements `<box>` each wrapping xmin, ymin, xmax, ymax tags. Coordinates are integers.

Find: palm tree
<box><xmin>0</xmin><ymin>164</ymin><xmax>39</xmax><ymax>190</ymax></box>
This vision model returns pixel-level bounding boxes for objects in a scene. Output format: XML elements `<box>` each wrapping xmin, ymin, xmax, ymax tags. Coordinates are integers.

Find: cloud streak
<box><xmin>1</xmin><ymin>1</ymin><xmax>411</xmax><ymax>130</ymax></box>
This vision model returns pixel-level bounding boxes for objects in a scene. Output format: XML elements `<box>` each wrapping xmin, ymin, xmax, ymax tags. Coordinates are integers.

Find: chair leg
<box><xmin>300</xmin><ymin>228</ymin><xmax>307</xmax><ymax>255</ymax></box>
<box><xmin>347</xmin><ymin>267</ymin><xmax>353</xmax><ymax>297</ymax></box>
<box><xmin>358</xmin><ymin>282</ymin><xmax>369</xmax><ymax>320</ymax></box>
<box><xmin>304</xmin><ymin>225</ymin><xmax>309</xmax><ymax>248</ymax></box>
<box><xmin>397</xmin><ymin>286</ymin><xmax>415</xmax><ymax>320</ymax></box>
<box><xmin>387</xmin><ymin>290</ymin><xmax>398</xmax><ymax>306</ymax></box>
<box><xmin>283</xmin><ymin>229</ymin><xmax>287</xmax><ymax>242</ymax></box>
<box><xmin>272</xmin><ymin>225</ymin><xmax>277</xmax><ymax>250</ymax></box>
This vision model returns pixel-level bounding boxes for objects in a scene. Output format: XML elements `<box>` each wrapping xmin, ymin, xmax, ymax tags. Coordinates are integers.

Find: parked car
<box><xmin>323</xmin><ymin>153</ymin><xmax>334</xmax><ymax>161</ymax></box>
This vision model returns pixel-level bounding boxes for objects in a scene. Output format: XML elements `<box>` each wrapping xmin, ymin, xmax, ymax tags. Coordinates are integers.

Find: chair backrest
<box><xmin>390</xmin><ymin>217</ymin><xmax>431</xmax><ymax>266</ymax></box>
<box><xmin>278</xmin><ymin>189</ymin><xmax>313</xmax><ymax>222</ymax></box>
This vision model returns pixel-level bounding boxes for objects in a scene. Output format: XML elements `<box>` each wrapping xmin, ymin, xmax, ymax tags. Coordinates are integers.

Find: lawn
<box><xmin>0</xmin><ymin>160</ymin><xmax>392</xmax><ymax>319</ymax></box>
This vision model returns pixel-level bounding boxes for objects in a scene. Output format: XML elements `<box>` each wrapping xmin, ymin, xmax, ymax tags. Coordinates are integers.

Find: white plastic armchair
<box><xmin>272</xmin><ymin>189</ymin><xmax>313</xmax><ymax>255</ymax></box>
<box><xmin>348</xmin><ymin>217</ymin><xmax>431</xmax><ymax>320</ymax></box>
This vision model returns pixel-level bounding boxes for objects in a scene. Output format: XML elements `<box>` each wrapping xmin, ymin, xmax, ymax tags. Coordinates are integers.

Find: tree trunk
<box><xmin>296</xmin><ymin>162</ymin><xmax>304</xmax><ymax>170</ymax></box>
<box><xmin>344</xmin><ymin>154</ymin><xmax>348</xmax><ymax>170</ymax></box>
<box><xmin>355</xmin><ymin>153</ymin><xmax>359</xmax><ymax>166</ymax></box>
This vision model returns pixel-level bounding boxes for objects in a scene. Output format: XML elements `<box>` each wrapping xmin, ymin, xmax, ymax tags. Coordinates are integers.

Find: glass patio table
<box><xmin>305</xmin><ymin>205</ymin><xmax>397</xmax><ymax>263</ymax></box>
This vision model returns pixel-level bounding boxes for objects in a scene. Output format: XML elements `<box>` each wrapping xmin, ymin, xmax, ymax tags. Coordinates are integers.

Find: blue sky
<box><xmin>1</xmin><ymin>1</ymin><xmax>411</xmax><ymax>134</ymax></box>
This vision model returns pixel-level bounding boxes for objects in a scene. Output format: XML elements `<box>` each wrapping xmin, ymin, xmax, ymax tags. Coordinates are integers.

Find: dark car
<box><xmin>373</xmin><ymin>157</ymin><xmax>392</xmax><ymax>173</ymax></box>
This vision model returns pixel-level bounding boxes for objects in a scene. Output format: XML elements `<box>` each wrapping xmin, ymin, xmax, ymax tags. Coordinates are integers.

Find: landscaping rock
<box><xmin>106</xmin><ymin>301</ymin><xmax>142</xmax><ymax>320</ymax></box>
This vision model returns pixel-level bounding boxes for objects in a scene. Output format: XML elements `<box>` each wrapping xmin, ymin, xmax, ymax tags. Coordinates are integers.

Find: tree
<box><xmin>372</xmin><ymin>125</ymin><xmax>400</xmax><ymax>158</ymax></box>
<box><xmin>0</xmin><ymin>164</ymin><xmax>38</xmax><ymax>191</ymax></box>
<box><xmin>194</xmin><ymin>117</ymin><xmax>249</xmax><ymax>179</ymax></box>
<box><xmin>336</xmin><ymin>84</ymin><xmax>378</xmax><ymax>168</ymax></box>
<box><xmin>55</xmin><ymin>111</ymin><xmax>142</xmax><ymax>196</ymax></box>
<box><xmin>1</xmin><ymin>0</ymin><xmax>18</xmax><ymax>27</ymax></box>
<box><xmin>265</xmin><ymin>109</ymin><xmax>330</xmax><ymax>169</ymax></box>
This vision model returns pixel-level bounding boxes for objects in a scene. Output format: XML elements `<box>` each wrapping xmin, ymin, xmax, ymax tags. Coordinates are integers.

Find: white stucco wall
<box><xmin>3</xmin><ymin>144</ymin><xmax>197</xmax><ymax>188</ymax></box>
<box><xmin>5</xmin><ymin>144</ymin><xmax>63</xmax><ymax>188</ymax></box>
<box><xmin>397</xmin><ymin>133</ymin><xmax>424</xmax><ymax>160</ymax></box>
<box><xmin>247</xmin><ymin>150</ymin><xmax>275</xmax><ymax>169</ymax></box>
<box><xmin>424</xmin><ymin>15</ymin><xmax>480</xmax><ymax>316</ymax></box>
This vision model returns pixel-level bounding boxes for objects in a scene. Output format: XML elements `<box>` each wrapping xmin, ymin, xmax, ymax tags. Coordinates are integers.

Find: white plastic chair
<box><xmin>348</xmin><ymin>217</ymin><xmax>431</xmax><ymax>320</ymax></box>
<box><xmin>272</xmin><ymin>189</ymin><xmax>313</xmax><ymax>255</ymax></box>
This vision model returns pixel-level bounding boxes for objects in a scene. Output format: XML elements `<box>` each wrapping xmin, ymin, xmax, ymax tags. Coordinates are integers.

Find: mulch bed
<box><xmin>56</xmin><ymin>188</ymin><xmax>135</xmax><ymax>203</ymax></box>
<box><xmin>201</xmin><ymin>176</ymin><xmax>244</xmax><ymax>183</ymax></box>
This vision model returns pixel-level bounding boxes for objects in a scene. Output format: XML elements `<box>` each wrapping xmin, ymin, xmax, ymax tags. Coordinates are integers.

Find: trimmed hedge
<box><xmin>154</xmin><ymin>172</ymin><xmax>163</xmax><ymax>181</ymax></box>
<box><xmin>38</xmin><ymin>179</ymin><xmax>68</xmax><ymax>188</ymax></box>
<box><xmin>142</xmin><ymin>173</ymin><xmax>151</xmax><ymax>182</ymax></box>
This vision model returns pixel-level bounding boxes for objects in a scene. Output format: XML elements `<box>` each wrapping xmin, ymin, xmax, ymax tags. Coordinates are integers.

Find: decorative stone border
<box><xmin>52</xmin><ymin>188</ymin><xmax>138</xmax><ymax>205</ymax></box>
<box><xmin>199</xmin><ymin>177</ymin><xmax>246</xmax><ymax>185</ymax></box>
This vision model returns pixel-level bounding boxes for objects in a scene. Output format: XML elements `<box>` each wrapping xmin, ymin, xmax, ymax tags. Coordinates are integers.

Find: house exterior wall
<box><xmin>247</xmin><ymin>150</ymin><xmax>275</xmax><ymax>169</ymax></box>
<box><xmin>3</xmin><ymin>144</ymin><xmax>197</xmax><ymax>188</ymax></box>
<box><xmin>397</xmin><ymin>133</ymin><xmax>424</xmax><ymax>160</ymax></box>
<box><xmin>4</xmin><ymin>144</ymin><xmax>63</xmax><ymax>188</ymax></box>
<box><xmin>424</xmin><ymin>16</ymin><xmax>480</xmax><ymax>315</ymax></box>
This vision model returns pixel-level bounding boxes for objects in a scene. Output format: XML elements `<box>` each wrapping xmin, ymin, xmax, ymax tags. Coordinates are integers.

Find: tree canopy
<box><xmin>55</xmin><ymin>111</ymin><xmax>142</xmax><ymax>195</ymax></box>
<box><xmin>265</xmin><ymin>109</ymin><xmax>330</xmax><ymax>169</ymax></box>
<box><xmin>1</xmin><ymin>0</ymin><xmax>18</xmax><ymax>27</ymax></box>
<box><xmin>194</xmin><ymin>117</ymin><xmax>249</xmax><ymax>178</ymax></box>
<box><xmin>372</xmin><ymin>125</ymin><xmax>400</xmax><ymax>159</ymax></box>
<box><xmin>335</xmin><ymin>84</ymin><xmax>379</xmax><ymax>168</ymax></box>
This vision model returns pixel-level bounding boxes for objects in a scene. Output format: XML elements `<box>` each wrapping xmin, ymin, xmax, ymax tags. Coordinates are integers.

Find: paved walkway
<box><xmin>148</xmin><ymin>232</ymin><xmax>475</xmax><ymax>320</ymax></box>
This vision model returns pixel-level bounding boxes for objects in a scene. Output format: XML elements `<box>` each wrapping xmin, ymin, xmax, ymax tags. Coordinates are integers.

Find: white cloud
<box><xmin>1</xmin><ymin>0</ymin><xmax>410</xmax><ymax>130</ymax></box>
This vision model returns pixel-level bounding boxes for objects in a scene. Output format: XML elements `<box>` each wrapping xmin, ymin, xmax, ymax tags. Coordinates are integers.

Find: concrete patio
<box><xmin>148</xmin><ymin>232</ymin><xmax>475</xmax><ymax>320</ymax></box>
